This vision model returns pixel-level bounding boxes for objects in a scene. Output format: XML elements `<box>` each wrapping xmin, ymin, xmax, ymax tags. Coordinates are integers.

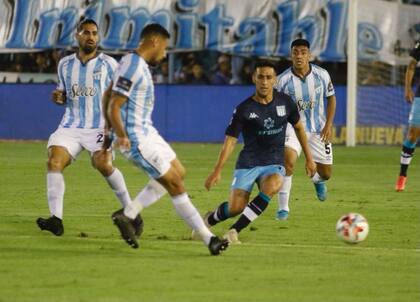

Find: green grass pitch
<box><xmin>0</xmin><ymin>142</ymin><xmax>419</xmax><ymax>302</ymax></box>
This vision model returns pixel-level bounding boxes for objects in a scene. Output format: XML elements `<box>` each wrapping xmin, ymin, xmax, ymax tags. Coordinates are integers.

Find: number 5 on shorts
<box><xmin>325</xmin><ymin>143</ymin><xmax>331</xmax><ymax>155</ymax></box>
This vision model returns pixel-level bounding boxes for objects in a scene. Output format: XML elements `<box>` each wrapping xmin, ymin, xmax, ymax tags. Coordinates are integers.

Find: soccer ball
<box><xmin>336</xmin><ymin>213</ymin><xmax>369</xmax><ymax>244</ymax></box>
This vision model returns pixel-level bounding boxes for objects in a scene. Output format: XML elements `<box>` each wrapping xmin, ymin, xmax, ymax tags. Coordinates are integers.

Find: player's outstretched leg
<box><xmin>36</xmin><ymin>216</ymin><xmax>64</xmax><ymax>236</ymax></box>
<box><xmin>225</xmin><ymin>191</ymin><xmax>271</xmax><ymax>244</ymax></box>
<box><xmin>171</xmin><ymin>193</ymin><xmax>229</xmax><ymax>255</ymax></box>
<box><xmin>111</xmin><ymin>209</ymin><xmax>140</xmax><ymax>249</ymax></box>
<box><xmin>395</xmin><ymin>139</ymin><xmax>416</xmax><ymax>192</ymax></box>
<box><xmin>191</xmin><ymin>201</ymin><xmax>230</xmax><ymax>240</ymax></box>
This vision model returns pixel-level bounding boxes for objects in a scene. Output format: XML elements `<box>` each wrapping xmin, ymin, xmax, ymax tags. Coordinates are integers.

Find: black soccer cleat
<box><xmin>111</xmin><ymin>209</ymin><xmax>139</xmax><ymax>249</ymax></box>
<box><xmin>208</xmin><ymin>236</ymin><xmax>229</xmax><ymax>256</ymax></box>
<box><xmin>132</xmin><ymin>214</ymin><xmax>144</xmax><ymax>238</ymax></box>
<box><xmin>36</xmin><ymin>216</ymin><xmax>64</xmax><ymax>236</ymax></box>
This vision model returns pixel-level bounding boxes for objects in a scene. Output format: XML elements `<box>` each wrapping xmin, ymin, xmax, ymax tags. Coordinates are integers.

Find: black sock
<box><xmin>400</xmin><ymin>145</ymin><xmax>415</xmax><ymax>176</ymax></box>
<box><xmin>207</xmin><ymin>201</ymin><xmax>230</xmax><ymax>226</ymax></box>
<box><xmin>230</xmin><ymin>192</ymin><xmax>271</xmax><ymax>233</ymax></box>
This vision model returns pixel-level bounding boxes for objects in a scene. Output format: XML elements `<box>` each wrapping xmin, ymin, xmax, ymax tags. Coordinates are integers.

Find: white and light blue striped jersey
<box><xmin>111</xmin><ymin>53</ymin><xmax>157</xmax><ymax>143</ymax></box>
<box><xmin>57</xmin><ymin>53</ymin><xmax>118</xmax><ymax>129</ymax></box>
<box><xmin>275</xmin><ymin>64</ymin><xmax>335</xmax><ymax>133</ymax></box>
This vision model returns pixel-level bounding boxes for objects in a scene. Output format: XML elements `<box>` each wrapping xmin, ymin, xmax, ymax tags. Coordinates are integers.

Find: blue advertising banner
<box><xmin>0</xmin><ymin>84</ymin><xmax>411</xmax><ymax>145</ymax></box>
<box><xmin>0</xmin><ymin>0</ymin><xmax>419</xmax><ymax>63</ymax></box>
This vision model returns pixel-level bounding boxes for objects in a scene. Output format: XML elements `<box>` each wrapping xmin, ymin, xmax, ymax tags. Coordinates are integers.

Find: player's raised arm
<box><xmin>107</xmin><ymin>91</ymin><xmax>130</xmax><ymax>152</ymax></box>
<box><xmin>292</xmin><ymin>120</ymin><xmax>316</xmax><ymax>177</ymax></box>
<box><xmin>205</xmin><ymin>135</ymin><xmax>237</xmax><ymax>191</ymax></box>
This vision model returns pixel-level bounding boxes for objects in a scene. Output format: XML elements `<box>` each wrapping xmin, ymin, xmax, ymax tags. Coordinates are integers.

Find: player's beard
<box><xmin>81</xmin><ymin>43</ymin><xmax>97</xmax><ymax>54</ymax></box>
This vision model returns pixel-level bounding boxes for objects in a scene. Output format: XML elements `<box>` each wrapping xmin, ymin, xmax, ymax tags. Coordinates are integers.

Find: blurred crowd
<box><xmin>0</xmin><ymin>49</ymin><xmax>353</xmax><ymax>85</ymax></box>
<box><xmin>3</xmin><ymin>49</ymin><xmax>417</xmax><ymax>86</ymax></box>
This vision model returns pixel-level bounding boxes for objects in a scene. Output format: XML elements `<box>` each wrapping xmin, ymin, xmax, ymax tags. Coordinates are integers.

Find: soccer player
<box><xmin>275</xmin><ymin>39</ymin><xmax>336</xmax><ymax>220</ymax></box>
<box><xmin>36</xmin><ymin>19</ymin><xmax>135</xmax><ymax>236</ymax></box>
<box><xmin>201</xmin><ymin>61</ymin><xmax>316</xmax><ymax>244</ymax></box>
<box><xmin>105</xmin><ymin>23</ymin><xmax>228</xmax><ymax>255</ymax></box>
<box><xmin>395</xmin><ymin>41</ymin><xmax>420</xmax><ymax>191</ymax></box>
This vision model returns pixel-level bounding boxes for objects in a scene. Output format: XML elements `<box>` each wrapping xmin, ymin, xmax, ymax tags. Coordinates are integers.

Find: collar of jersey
<box><xmin>76</xmin><ymin>52</ymin><xmax>100</xmax><ymax>66</ymax></box>
<box><xmin>291</xmin><ymin>63</ymin><xmax>312</xmax><ymax>82</ymax></box>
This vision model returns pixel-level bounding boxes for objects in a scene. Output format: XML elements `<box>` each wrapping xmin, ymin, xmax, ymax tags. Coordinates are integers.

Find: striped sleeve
<box><xmin>321</xmin><ymin>69</ymin><xmax>335</xmax><ymax>97</ymax></box>
<box><xmin>104</xmin><ymin>55</ymin><xmax>119</xmax><ymax>86</ymax></box>
<box><xmin>56</xmin><ymin>58</ymin><xmax>66</xmax><ymax>91</ymax></box>
<box><xmin>112</xmin><ymin>54</ymin><xmax>142</xmax><ymax>97</ymax></box>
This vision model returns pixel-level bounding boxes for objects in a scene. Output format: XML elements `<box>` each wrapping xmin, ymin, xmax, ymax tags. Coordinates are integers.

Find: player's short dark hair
<box><xmin>253</xmin><ymin>60</ymin><xmax>276</xmax><ymax>73</ymax></box>
<box><xmin>291</xmin><ymin>38</ymin><xmax>310</xmax><ymax>49</ymax></box>
<box><xmin>140</xmin><ymin>23</ymin><xmax>170</xmax><ymax>40</ymax></box>
<box><xmin>77</xmin><ymin>18</ymin><xmax>98</xmax><ymax>32</ymax></box>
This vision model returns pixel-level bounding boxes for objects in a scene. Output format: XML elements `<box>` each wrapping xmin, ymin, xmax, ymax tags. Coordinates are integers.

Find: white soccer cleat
<box><xmin>223</xmin><ymin>229</ymin><xmax>241</xmax><ymax>244</ymax></box>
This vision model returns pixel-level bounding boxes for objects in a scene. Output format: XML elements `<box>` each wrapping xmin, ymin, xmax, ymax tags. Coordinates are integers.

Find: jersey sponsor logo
<box><xmin>249</xmin><ymin>112</ymin><xmax>259</xmax><ymax>119</ymax></box>
<box><xmin>276</xmin><ymin>105</ymin><xmax>286</xmax><ymax>117</ymax></box>
<box><xmin>297</xmin><ymin>99</ymin><xmax>314</xmax><ymax>111</ymax></box>
<box><xmin>263</xmin><ymin>117</ymin><xmax>275</xmax><ymax>129</ymax></box>
<box><xmin>116</xmin><ymin>76</ymin><xmax>132</xmax><ymax>92</ymax></box>
<box><xmin>258</xmin><ymin>126</ymin><xmax>283</xmax><ymax>136</ymax></box>
<box><xmin>328</xmin><ymin>82</ymin><xmax>334</xmax><ymax>92</ymax></box>
<box><xmin>70</xmin><ymin>83</ymin><xmax>97</xmax><ymax>98</ymax></box>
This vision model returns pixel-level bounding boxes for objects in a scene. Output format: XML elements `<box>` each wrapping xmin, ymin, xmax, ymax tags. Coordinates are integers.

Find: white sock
<box><xmin>47</xmin><ymin>172</ymin><xmax>65</xmax><ymax>219</ymax></box>
<box><xmin>105</xmin><ymin>168</ymin><xmax>131</xmax><ymax>207</ymax></box>
<box><xmin>124</xmin><ymin>179</ymin><xmax>167</xmax><ymax>219</ymax></box>
<box><xmin>171</xmin><ymin>192</ymin><xmax>214</xmax><ymax>245</ymax></box>
<box><xmin>311</xmin><ymin>172</ymin><xmax>324</xmax><ymax>184</ymax></box>
<box><xmin>278</xmin><ymin>175</ymin><xmax>292</xmax><ymax>212</ymax></box>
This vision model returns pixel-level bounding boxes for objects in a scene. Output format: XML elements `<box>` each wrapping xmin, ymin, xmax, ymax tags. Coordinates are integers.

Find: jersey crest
<box><xmin>276</xmin><ymin>105</ymin><xmax>286</xmax><ymax>117</ymax></box>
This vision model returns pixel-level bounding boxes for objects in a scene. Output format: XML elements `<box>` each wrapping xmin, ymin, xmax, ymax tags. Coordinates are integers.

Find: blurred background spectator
<box><xmin>211</xmin><ymin>54</ymin><xmax>232</xmax><ymax>85</ymax></box>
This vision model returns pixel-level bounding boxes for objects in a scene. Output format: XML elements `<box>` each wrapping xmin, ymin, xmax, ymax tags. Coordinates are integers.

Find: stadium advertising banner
<box><xmin>0</xmin><ymin>0</ymin><xmax>419</xmax><ymax>63</ymax></box>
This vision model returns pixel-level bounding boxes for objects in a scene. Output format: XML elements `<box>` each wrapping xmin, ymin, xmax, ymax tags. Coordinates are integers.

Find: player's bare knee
<box><xmin>285</xmin><ymin>162</ymin><xmax>295</xmax><ymax>175</ymax></box>
<box><xmin>47</xmin><ymin>157</ymin><xmax>65</xmax><ymax>172</ymax></box>
<box><xmin>229</xmin><ymin>202</ymin><xmax>246</xmax><ymax>216</ymax></box>
<box><xmin>164</xmin><ymin>178</ymin><xmax>185</xmax><ymax>196</ymax></box>
<box><xmin>177</xmin><ymin>165</ymin><xmax>186</xmax><ymax>179</ymax></box>
<box><xmin>260</xmin><ymin>175</ymin><xmax>282</xmax><ymax>196</ymax></box>
<box><xmin>95</xmin><ymin>161</ymin><xmax>114</xmax><ymax>177</ymax></box>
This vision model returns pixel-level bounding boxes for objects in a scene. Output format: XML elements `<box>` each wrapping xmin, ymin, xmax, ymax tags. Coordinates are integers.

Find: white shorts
<box><xmin>47</xmin><ymin>127</ymin><xmax>104</xmax><ymax>159</ymax></box>
<box><xmin>120</xmin><ymin>132</ymin><xmax>176</xmax><ymax>179</ymax></box>
<box><xmin>285</xmin><ymin>123</ymin><xmax>333</xmax><ymax>165</ymax></box>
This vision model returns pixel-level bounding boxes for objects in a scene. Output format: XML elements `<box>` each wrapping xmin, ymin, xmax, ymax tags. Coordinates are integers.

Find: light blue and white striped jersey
<box><xmin>275</xmin><ymin>64</ymin><xmax>335</xmax><ymax>133</ymax></box>
<box><xmin>111</xmin><ymin>53</ymin><xmax>157</xmax><ymax>142</ymax></box>
<box><xmin>57</xmin><ymin>53</ymin><xmax>118</xmax><ymax>129</ymax></box>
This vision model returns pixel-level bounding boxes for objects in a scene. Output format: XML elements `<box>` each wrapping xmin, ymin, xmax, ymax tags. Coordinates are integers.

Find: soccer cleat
<box><xmin>191</xmin><ymin>211</ymin><xmax>212</xmax><ymax>241</ymax></box>
<box><xmin>223</xmin><ymin>229</ymin><xmax>241</xmax><ymax>244</ymax></box>
<box><xmin>132</xmin><ymin>214</ymin><xmax>144</xmax><ymax>238</ymax></box>
<box><xmin>207</xmin><ymin>236</ymin><xmax>229</xmax><ymax>256</ymax></box>
<box><xmin>36</xmin><ymin>216</ymin><xmax>64</xmax><ymax>236</ymax></box>
<box><xmin>395</xmin><ymin>175</ymin><xmax>407</xmax><ymax>192</ymax></box>
<box><xmin>276</xmin><ymin>209</ymin><xmax>289</xmax><ymax>221</ymax></box>
<box><xmin>314</xmin><ymin>181</ymin><xmax>327</xmax><ymax>201</ymax></box>
<box><xmin>111</xmin><ymin>209</ymin><xmax>139</xmax><ymax>249</ymax></box>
